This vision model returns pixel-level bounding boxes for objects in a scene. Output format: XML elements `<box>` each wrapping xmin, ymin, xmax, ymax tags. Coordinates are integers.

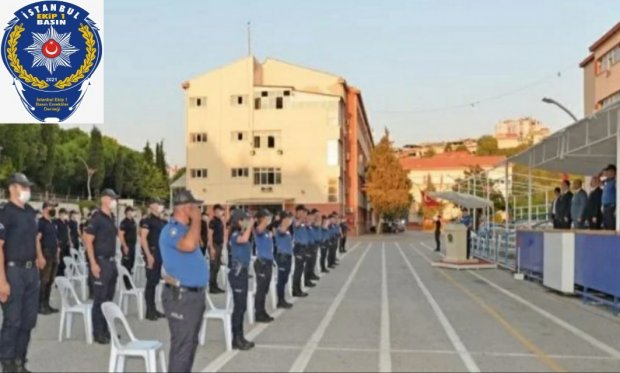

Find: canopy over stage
<box><xmin>429</xmin><ymin>191</ymin><xmax>493</xmax><ymax>209</ymax></box>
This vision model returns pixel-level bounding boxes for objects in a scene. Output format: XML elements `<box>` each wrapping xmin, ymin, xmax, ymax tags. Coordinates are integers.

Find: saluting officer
<box><xmin>319</xmin><ymin>215</ymin><xmax>330</xmax><ymax>274</ymax></box>
<box><xmin>0</xmin><ymin>173</ymin><xmax>45</xmax><ymax>373</ymax></box>
<box><xmin>274</xmin><ymin>212</ymin><xmax>294</xmax><ymax>309</ymax></box>
<box><xmin>159</xmin><ymin>190</ymin><xmax>208</xmax><ymax>373</ymax></box>
<box><xmin>84</xmin><ymin>189</ymin><xmax>120</xmax><ymax>345</ymax></box>
<box><xmin>306</xmin><ymin>209</ymin><xmax>322</xmax><ymax>285</ymax></box>
<box><xmin>140</xmin><ymin>197</ymin><xmax>167</xmax><ymax>321</ymax></box>
<box><xmin>228</xmin><ymin>209</ymin><xmax>256</xmax><ymax>351</ymax></box>
<box><xmin>253</xmin><ymin>209</ymin><xmax>275</xmax><ymax>323</ymax></box>
<box><xmin>292</xmin><ymin>205</ymin><xmax>310</xmax><ymax>298</ymax></box>
<box><xmin>119</xmin><ymin>207</ymin><xmax>137</xmax><ymax>289</ymax></box>
<box><xmin>37</xmin><ymin>201</ymin><xmax>60</xmax><ymax>315</ymax></box>
<box><xmin>327</xmin><ymin>213</ymin><xmax>340</xmax><ymax>269</ymax></box>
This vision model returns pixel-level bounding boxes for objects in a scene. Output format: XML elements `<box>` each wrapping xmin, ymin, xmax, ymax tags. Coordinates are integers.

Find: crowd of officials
<box><xmin>0</xmin><ymin>172</ymin><xmax>349</xmax><ymax>372</ymax></box>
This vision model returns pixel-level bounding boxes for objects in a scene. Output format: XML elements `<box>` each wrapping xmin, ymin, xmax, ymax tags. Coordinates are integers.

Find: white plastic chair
<box><xmin>117</xmin><ymin>264</ymin><xmax>145</xmax><ymax>320</ymax></box>
<box><xmin>55</xmin><ymin>276</ymin><xmax>93</xmax><ymax>344</ymax></box>
<box><xmin>71</xmin><ymin>248</ymin><xmax>89</xmax><ymax>277</ymax></box>
<box><xmin>63</xmin><ymin>256</ymin><xmax>88</xmax><ymax>300</ymax></box>
<box><xmin>270</xmin><ymin>266</ymin><xmax>278</xmax><ymax>310</ymax></box>
<box><xmin>133</xmin><ymin>254</ymin><xmax>146</xmax><ymax>286</ymax></box>
<box><xmin>101</xmin><ymin>302</ymin><xmax>166</xmax><ymax>373</ymax></box>
<box><xmin>198</xmin><ymin>289</ymin><xmax>233</xmax><ymax>350</ymax></box>
<box><xmin>247</xmin><ymin>258</ymin><xmax>257</xmax><ymax>325</ymax></box>
<box><xmin>155</xmin><ymin>267</ymin><xmax>168</xmax><ymax>307</ymax></box>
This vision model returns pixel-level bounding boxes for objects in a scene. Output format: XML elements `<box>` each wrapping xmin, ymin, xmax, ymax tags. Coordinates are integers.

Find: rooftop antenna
<box><xmin>247</xmin><ymin>21</ymin><xmax>252</xmax><ymax>56</ymax></box>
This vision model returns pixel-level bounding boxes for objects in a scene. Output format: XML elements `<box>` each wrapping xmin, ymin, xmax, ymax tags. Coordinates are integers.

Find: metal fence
<box><xmin>471</xmin><ymin>224</ymin><xmax>517</xmax><ymax>270</ymax></box>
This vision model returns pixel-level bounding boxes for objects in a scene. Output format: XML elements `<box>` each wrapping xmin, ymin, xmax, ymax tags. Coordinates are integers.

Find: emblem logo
<box><xmin>447</xmin><ymin>233</ymin><xmax>453</xmax><ymax>243</ymax></box>
<box><xmin>1</xmin><ymin>1</ymin><xmax>102</xmax><ymax>123</ymax></box>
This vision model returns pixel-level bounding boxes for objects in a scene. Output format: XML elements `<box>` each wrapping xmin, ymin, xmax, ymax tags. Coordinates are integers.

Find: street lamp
<box><xmin>542</xmin><ymin>97</ymin><xmax>579</xmax><ymax>123</ymax></box>
<box><xmin>77</xmin><ymin>156</ymin><xmax>96</xmax><ymax>201</ymax></box>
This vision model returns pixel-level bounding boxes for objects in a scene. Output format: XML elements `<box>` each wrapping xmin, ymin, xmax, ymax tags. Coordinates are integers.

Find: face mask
<box><xmin>60</xmin><ymin>214</ymin><xmax>67</xmax><ymax>220</ymax></box>
<box><xmin>109</xmin><ymin>200</ymin><xmax>118</xmax><ymax>210</ymax></box>
<box><xmin>18</xmin><ymin>190</ymin><xmax>31</xmax><ymax>204</ymax></box>
<box><xmin>49</xmin><ymin>209</ymin><xmax>56</xmax><ymax>217</ymax></box>
<box><xmin>156</xmin><ymin>205</ymin><xmax>165</xmax><ymax>214</ymax></box>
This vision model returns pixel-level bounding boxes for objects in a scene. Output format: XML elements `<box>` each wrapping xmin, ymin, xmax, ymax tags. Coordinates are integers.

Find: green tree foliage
<box><xmin>476</xmin><ymin>135</ymin><xmax>499</xmax><ymax>156</ymax></box>
<box><xmin>143</xmin><ymin>141</ymin><xmax>154</xmax><ymax>165</ymax></box>
<box><xmin>366</xmin><ymin>130</ymin><xmax>413</xmax><ymax>233</ymax></box>
<box><xmin>455</xmin><ymin>144</ymin><xmax>469</xmax><ymax>152</ymax></box>
<box><xmin>38</xmin><ymin>124</ymin><xmax>58</xmax><ymax>193</ymax></box>
<box><xmin>155</xmin><ymin>141</ymin><xmax>168</xmax><ymax>179</ymax></box>
<box><xmin>452</xmin><ymin>165</ymin><xmax>506</xmax><ymax>211</ymax></box>
<box><xmin>88</xmin><ymin>127</ymin><xmax>105</xmax><ymax>195</ymax></box>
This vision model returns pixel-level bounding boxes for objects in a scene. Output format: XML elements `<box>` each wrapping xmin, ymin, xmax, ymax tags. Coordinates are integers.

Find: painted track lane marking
<box><xmin>288</xmin><ymin>243</ymin><xmax>372</xmax><ymax>373</ymax></box>
<box><xmin>396</xmin><ymin>242</ymin><xmax>480</xmax><ymax>373</ymax></box>
<box><xmin>379</xmin><ymin>243</ymin><xmax>391</xmax><ymax>372</ymax></box>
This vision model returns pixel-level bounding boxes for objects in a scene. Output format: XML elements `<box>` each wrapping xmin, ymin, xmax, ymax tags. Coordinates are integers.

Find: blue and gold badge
<box><xmin>1</xmin><ymin>1</ymin><xmax>102</xmax><ymax>123</ymax></box>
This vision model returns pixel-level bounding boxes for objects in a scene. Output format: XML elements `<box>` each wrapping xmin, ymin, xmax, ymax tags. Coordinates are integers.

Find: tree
<box><xmin>155</xmin><ymin>141</ymin><xmax>168</xmax><ymax>179</ymax></box>
<box><xmin>88</xmin><ymin>127</ymin><xmax>105</xmax><ymax>196</ymax></box>
<box><xmin>113</xmin><ymin>149</ymin><xmax>125</xmax><ymax>196</ymax></box>
<box><xmin>143</xmin><ymin>141</ymin><xmax>154</xmax><ymax>165</ymax></box>
<box><xmin>365</xmin><ymin>129</ymin><xmax>413</xmax><ymax>234</ymax></box>
<box><xmin>455</xmin><ymin>144</ymin><xmax>469</xmax><ymax>152</ymax></box>
<box><xmin>444</xmin><ymin>143</ymin><xmax>452</xmax><ymax>152</ymax></box>
<box><xmin>476</xmin><ymin>135</ymin><xmax>499</xmax><ymax>156</ymax></box>
<box><xmin>39</xmin><ymin>124</ymin><xmax>58</xmax><ymax>194</ymax></box>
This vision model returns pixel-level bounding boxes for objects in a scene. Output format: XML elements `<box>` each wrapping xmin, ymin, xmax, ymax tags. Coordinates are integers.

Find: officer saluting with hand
<box><xmin>84</xmin><ymin>189</ymin><xmax>120</xmax><ymax>345</ymax></box>
<box><xmin>0</xmin><ymin>173</ymin><xmax>45</xmax><ymax>373</ymax></box>
<box><xmin>159</xmin><ymin>190</ymin><xmax>208</xmax><ymax>373</ymax></box>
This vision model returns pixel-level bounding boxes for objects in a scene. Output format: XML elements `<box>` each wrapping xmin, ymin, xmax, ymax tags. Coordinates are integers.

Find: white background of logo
<box><xmin>0</xmin><ymin>0</ymin><xmax>103</xmax><ymax>124</ymax></box>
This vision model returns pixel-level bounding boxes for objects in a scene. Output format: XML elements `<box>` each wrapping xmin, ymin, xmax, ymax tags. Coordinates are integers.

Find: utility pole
<box><xmin>77</xmin><ymin>156</ymin><xmax>96</xmax><ymax>201</ymax></box>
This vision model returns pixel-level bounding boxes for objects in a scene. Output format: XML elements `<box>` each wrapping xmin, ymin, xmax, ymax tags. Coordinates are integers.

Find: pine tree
<box><xmin>113</xmin><ymin>149</ymin><xmax>125</xmax><ymax>196</ymax></box>
<box><xmin>88</xmin><ymin>127</ymin><xmax>105</xmax><ymax>196</ymax></box>
<box><xmin>143</xmin><ymin>141</ymin><xmax>154</xmax><ymax>164</ymax></box>
<box><xmin>366</xmin><ymin>129</ymin><xmax>413</xmax><ymax>234</ymax></box>
<box><xmin>39</xmin><ymin>124</ymin><xmax>58</xmax><ymax>194</ymax></box>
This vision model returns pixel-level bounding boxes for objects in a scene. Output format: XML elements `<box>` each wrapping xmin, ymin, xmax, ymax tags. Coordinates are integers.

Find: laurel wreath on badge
<box><xmin>6</xmin><ymin>23</ymin><xmax>96</xmax><ymax>90</ymax></box>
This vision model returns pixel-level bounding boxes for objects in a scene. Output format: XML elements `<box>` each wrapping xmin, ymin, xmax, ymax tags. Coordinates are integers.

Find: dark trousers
<box><xmin>254</xmin><ymin>259</ymin><xmax>273</xmax><ymax>315</ymax></box>
<box><xmin>292</xmin><ymin>245</ymin><xmax>306</xmax><ymax>292</ymax></box>
<box><xmin>275</xmin><ymin>253</ymin><xmax>292</xmax><ymax>301</ymax></box>
<box><xmin>39</xmin><ymin>250</ymin><xmax>58</xmax><ymax>307</ymax></box>
<box><xmin>320</xmin><ymin>245</ymin><xmax>328</xmax><ymax>271</ymax></box>
<box><xmin>145</xmin><ymin>259</ymin><xmax>162</xmax><ymax>313</ymax></box>
<box><xmin>229</xmin><ymin>263</ymin><xmax>248</xmax><ymax>337</ymax></box>
<box><xmin>209</xmin><ymin>243</ymin><xmax>223</xmax><ymax>289</ymax></box>
<box><xmin>56</xmin><ymin>242</ymin><xmax>71</xmax><ymax>277</ymax></box>
<box><xmin>121</xmin><ymin>241</ymin><xmax>136</xmax><ymax>289</ymax></box>
<box><xmin>0</xmin><ymin>266</ymin><xmax>39</xmax><ymax>362</ymax></box>
<box><xmin>434</xmin><ymin>231</ymin><xmax>441</xmax><ymax>251</ymax></box>
<box><xmin>466</xmin><ymin>229</ymin><xmax>471</xmax><ymax>259</ymax></box>
<box><xmin>328</xmin><ymin>240</ymin><xmax>338</xmax><ymax>267</ymax></box>
<box><xmin>588</xmin><ymin>217</ymin><xmax>602</xmax><ymax>230</ymax></box>
<box><xmin>162</xmin><ymin>286</ymin><xmax>205</xmax><ymax>373</ymax></box>
<box><xmin>604</xmin><ymin>205</ymin><xmax>616</xmax><ymax>230</ymax></box>
<box><xmin>304</xmin><ymin>245</ymin><xmax>317</xmax><ymax>282</ymax></box>
<box><xmin>91</xmin><ymin>259</ymin><xmax>117</xmax><ymax>338</ymax></box>
<box><xmin>339</xmin><ymin>236</ymin><xmax>347</xmax><ymax>253</ymax></box>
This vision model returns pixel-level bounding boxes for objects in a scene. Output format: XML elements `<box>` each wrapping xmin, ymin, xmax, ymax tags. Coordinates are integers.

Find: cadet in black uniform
<box><xmin>54</xmin><ymin>208</ymin><xmax>71</xmax><ymax>277</ymax></box>
<box><xmin>119</xmin><ymin>207</ymin><xmax>137</xmax><ymax>289</ymax></box>
<box><xmin>140</xmin><ymin>197</ymin><xmax>167</xmax><ymax>321</ymax></box>
<box><xmin>339</xmin><ymin>216</ymin><xmax>348</xmax><ymax>253</ymax></box>
<box><xmin>319</xmin><ymin>215</ymin><xmax>330</xmax><ymax>274</ymax></box>
<box><xmin>68</xmin><ymin>210</ymin><xmax>81</xmax><ymax>250</ymax></box>
<box><xmin>0</xmin><ymin>173</ymin><xmax>45</xmax><ymax>373</ymax></box>
<box><xmin>305</xmin><ymin>209</ymin><xmax>321</xmax><ymax>285</ymax></box>
<box><xmin>274</xmin><ymin>212</ymin><xmax>294</xmax><ymax>309</ymax></box>
<box><xmin>37</xmin><ymin>201</ymin><xmax>59</xmax><ymax>315</ymax></box>
<box><xmin>208</xmin><ymin>204</ymin><xmax>226</xmax><ymax>294</ymax></box>
<box><xmin>84</xmin><ymin>189</ymin><xmax>120</xmax><ymax>344</ymax></box>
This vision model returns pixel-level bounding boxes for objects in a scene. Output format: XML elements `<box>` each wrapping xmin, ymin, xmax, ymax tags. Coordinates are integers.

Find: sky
<box><xmin>96</xmin><ymin>0</ymin><xmax>620</xmax><ymax>166</ymax></box>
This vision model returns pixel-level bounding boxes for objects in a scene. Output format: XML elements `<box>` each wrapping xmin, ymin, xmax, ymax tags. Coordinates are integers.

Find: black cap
<box><xmin>173</xmin><ymin>189</ymin><xmax>203</xmax><ymax>206</ymax></box>
<box><xmin>148</xmin><ymin>197</ymin><xmax>164</xmax><ymax>205</ymax></box>
<box><xmin>256</xmin><ymin>209</ymin><xmax>272</xmax><ymax>220</ymax></box>
<box><xmin>42</xmin><ymin>201</ymin><xmax>57</xmax><ymax>209</ymax></box>
<box><xmin>229</xmin><ymin>209</ymin><xmax>250</xmax><ymax>226</ymax></box>
<box><xmin>604</xmin><ymin>164</ymin><xmax>617</xmax><ymax>172</ymax></box>
<box><xmin>58</xmin><ymin>208</ymin><xmax>67</xmax><ymax>214</ymax></box>
<box><xmin>8</xmin><ymin>173</ymin><xmax>34</xmax><ymax>187</ymax></box>
<box><xmin>101</xmin><ymin>189</ymin><xmax>119</xmax><ymax>199</ymax></box>
<box><xmin>295</xmin><ymin>204</ymin><xmax>307</xmax><ymax>212</ymax></box>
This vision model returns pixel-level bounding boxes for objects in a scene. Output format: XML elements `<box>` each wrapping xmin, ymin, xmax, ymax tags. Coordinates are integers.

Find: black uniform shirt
<box><xmin>38</xmin><ymin>217</ymin><xmax>59</xmax><ymax>251</ymax></box>
<box><xmin>140</xmin><ymin>214</ymin><xmax>166</xmax><ymax>260</ymax></box>
<box><xmin>68</xmin><ymin>220</ymin><xmax>80</xmax><ymax>248</ymax></box>
<box><xmin>84</xmin><ymin>210</ymin><xmax>118</xmax><ymax>258</ymax></box>
<box><xmin>209</xmin><ymin>217</ymin><xmax>224</xmax><ymax>246</ymax></box>
<box><xmin>120</xmin><ymin>218</ymin><xmax>137</xmax><ymax>245</ymax></box>
<box><xmin>54</xmin><ymin>218</ymin><xmax>70</xmax><ymax>245</ymax></box>
<box><xmin>340</xmin><ymin>222</ymin><xmax>349</xmax><ymax>236</ymax></box>
<box><xmin>0</xmin><ymin>202</ymin><xmax>38</xmax><ymax>262</ymax></box>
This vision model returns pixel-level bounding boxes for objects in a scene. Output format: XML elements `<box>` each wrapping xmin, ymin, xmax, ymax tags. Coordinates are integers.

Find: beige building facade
<box><xmin>494</xmin><ymin>117</ymin><xmax>550</xmax><ymax>149</ymax></box>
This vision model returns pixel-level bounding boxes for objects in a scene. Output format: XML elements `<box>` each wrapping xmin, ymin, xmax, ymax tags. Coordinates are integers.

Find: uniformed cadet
<box><xmin>54</xmin><ymin>207</ymin><xmax>71</xmax><ymax>277</ymax></box>
<box><xmin>339</xmin><ymin>216</ymin><xmax>348</xmax><ymax>253</ymax></box>
<box><xmin>292</xmin><ymin>205</ymin><xmax>310</xmax><ymax>298</ymax></box>
<box><xmin>305</xmin><ymin>209</ymin><xmax>322</xmax><ymax>285</ymax></box>
<box><xmin>253</xmin><ymin>209</ymin><xmax>275</xmax><ymax>323</ymax></box>
<box><xmin>84</xmin><ymin>189</ymin><xmax>120</xmax><ymax>345</ymax></box>
<box><xmin>319</xmin><ymin>215</ymin><xmax>330</xmax><ymax>274</ymax></box>
<box><xmin>274</xmin><ymin>212</ymin><xmax>294</xmax><ymax>309</ymax></box>
<box><xmin>327</xmin><ymin>213</ymin><xmax>341</xmax><ymax>268</ymax></box>
<box><xmin>208</xmin><ymin>204</ymin><xmax>226</xmax><ymax>294</ymax></box>
<box><xmin>159</xmin><ymin>190</ymin><xmax>208</xmax><ymax>373</ymax></box>
<box><xmin>37</xmin><ymin>201</ymin><xmax>60</xmax><ymax>315</ymax></box>
<box><xmin>0</xmin><ymin>173</ymin><xmax>44</xmax><ymax>373</ymax></box>
<box><xmin>228</xmin><ymin>209</ymin><xmax>256</xmax><ymax>351</ymax></box>
<box><xmin>119</xmin><ymin>207</ymin><xmax>138</xmax><ymax>289</ymax></box>
<box><xmin>68</xmin><ymin>210</ymin><xmax>81</xmax><ymax>250</ymax></box>
<box><xmin>200</xmin><ymin>211</ymin><xmax>209</xmax><ymax>257</ymax></box>
<box><xmin>140</xmin><ymin>197</ymin><xmax>167</xmax><ymax>321</ymax></box>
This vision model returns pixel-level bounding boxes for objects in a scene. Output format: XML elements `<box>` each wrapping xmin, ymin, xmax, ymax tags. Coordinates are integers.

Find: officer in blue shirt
<box><xmin>228</xmin><ymin>209</ymin><xmax>256</xmax><ymax>351</ymax></box>
<box><xmin>292</xmin><ymin>205</ymin><xmax>310</xmax><ymax>297</ymax></box>
<box><xmin>274</xmin><ymin>211</ymin><xmax>294</xmax><ymax>309</ymax></box>
<box><xmin>602</xmin><ymin>164</ymin><xmax>617</xmax><ymax>230</ymax></box>
<box><xmin>253</xmin><ymin>209</ymin><xmax>275</xmax><ymax>323</ymax></box>
<box><xmin>305</xmin><ymin>209</ymin><xmax>322</xmax><ymax>285</ymax></box>
<box><xmin>326</xmin><ymin>213</ymin><xmax>339</xmax><ymax>269</ymax></box>
<box><xmin>159</xmin><ymin>190</ymin><xmax>208</xmax><ymax>373</ymax></box>
<box><xmin>319</xmin><ymin>215</ymin><xmax>330</xmax><ymax>274</ymax></box>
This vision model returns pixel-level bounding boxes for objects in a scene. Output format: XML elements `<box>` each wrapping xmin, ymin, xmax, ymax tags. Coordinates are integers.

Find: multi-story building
<box><xmin>399</xmin><ymin>138</ymin><xmax>478</xmax><ymax>158</ymax></box>
<box><xmin>494</xmin><ymin>117</ymin><xmax>550</xmax><ymax>149</ymax></box>
<box><xmin>182</xmin><ymin>56</ymin><xmax>373</xmax><ymax>234</ymax></box>
<box><xmin>580</xmin><ymin>21</ymin><xmax>620</xmax><ymax>116</ymax></box>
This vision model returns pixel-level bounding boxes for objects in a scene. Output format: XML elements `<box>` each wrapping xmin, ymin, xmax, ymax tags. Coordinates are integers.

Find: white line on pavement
<box><xmin>202</xmin><ymin>241</ymin><xmax>363</xmax><ymax>372</ymax></box>
<box><xmin>468</xmin><ymin>271</ymin><xmax>620</xmax><ymax>359</ymax></box>
<box><xmin>288</xmin><ymin>243</ymin><xmax>372</xmax><ymax>373</ymax></box>
<box><xmin>420</xmin><ymin>241</ymin><xmax>445</xmax><ymax>257</ymax></box>
<box><xmin>396</xmin><ymin>242</ymin><xmax>480</xmax><ymax>373</ymax></box>
<box><xmin>380</xmin><ymin>243</ymin><xmax>391</xmax><ymax>372</ymax></box>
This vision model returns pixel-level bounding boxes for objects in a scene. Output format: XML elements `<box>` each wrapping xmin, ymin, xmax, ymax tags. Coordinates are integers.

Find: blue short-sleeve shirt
<box><xmin>254</xmin><ymin>228</ymin><xmax>274</xmax><ymax>261</ymax></box>
<box><xmin>159</xmin><ymin>218</ymin><xmax>209</xmax><ymax>288</ymax></box>
<box><xmin>275</xmin><ymin>230</ymin><xmax>293</xmax><ymax>255</ymax></box>
<box><xmin>293</xmin><ymin>223</ymin><xmax>310</xmax><ymax>246</ymax></box>
<box><xmin>229</xmin><ymin>231</ymin><xmax>252</xmax><ymax>266</ymax></box>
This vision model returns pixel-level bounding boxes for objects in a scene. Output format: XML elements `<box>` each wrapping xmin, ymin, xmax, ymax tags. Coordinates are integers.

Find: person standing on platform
<box><xmin>159</xmin><ymin>190</ymin><xmax>208</xmax><ymax>373</ymax></box>
<box><xmin>434</xmin><ymin>214</ymin><xmax>442</xmax><ymax>252</ymax></box>
<box><xmin>602</xmin><ymin>164</ymin><xmax>617</xmax><ymax>230</ymax></box>
<box><xmin>339</xmin><ymin>216</ymin><xmax>348</xmax><ymax>254</ymax></box>
<box><xmin>292</xmin><ymin>205</ymin><xmax>310</xmax><ymax>298</ymax></box>
<box><xmin>208</xmin><ymin>204</ymin><xmax>226</xmax><ymax>294</ymax></box>
<box><xmin>571</xmin><ymin>179</ymin><xmax>588</xmax><ymax>229</ymax></box>
<box><xmin>584</xmin><ymin>175</ymin><xmax>603</xmax><ymax>230</ymax></box>
<box><xmin>140</xmin><ymin>198</ymin><xmax>167</xmax><ymax>321</ymax></box>
<box><xmin>275</xmin><ymin>212</ymin><xmax>294</xmax><ymax>309</ymax></box>
<box><xmin>54</xmin><ymin>208</ymin><xmax>71</xmax><ymax>277</ymax></box>
<box><xmin>84</xmin><ymin>189</ymin><xmax>120</xmax><ymax>345</ymax></box>
<box><xmin>253</xmin><ymin>209</ymin><xmax>275</xmax><ymax>323</ymax></box>
<box><xmin>37</xmin><ymin>201</ymin><xmax>59</xmax><ymax>315</ymax></box>
<box><xmin>119</xmin><ymin>207</ymin><xmax>137</xmax><ymax>289</ymax></box>
<box><xmin>556</xmin><ymin>180</ymin><xmax>573</xmax><ymax>229</ymax></box>
<box><xmin>550</xmin><ymin>187</ymin><xmax>561</xmax><ymax>229</ymax></box>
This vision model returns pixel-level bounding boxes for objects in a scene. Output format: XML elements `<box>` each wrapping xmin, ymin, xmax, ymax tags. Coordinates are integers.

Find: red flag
<box><xmin>422</xmin><ymin>191</ymin><xmax>440</xmax><ymax>207</ymax></box>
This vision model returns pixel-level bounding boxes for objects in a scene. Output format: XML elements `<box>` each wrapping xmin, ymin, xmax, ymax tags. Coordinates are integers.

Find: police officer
<box><xmin>327</xmin><ymin>213</ymin><xmax>340</xmax><ymax>269</ymax></box>
<box><xmin>208</xmin><ymin>204</ymin><xmax>226</xmax><ymax>294</ymax></box>
<box><xmin>339</xmin><ymin>216</ymin><xmax>348</xmax><ymax>253</ymax></box>
<box><xmin>159</xmin><ymin>190</ymin><xmax>208</xmax><ymax>373</ymax></box>
<box><xmin>119</xmin><ymin>207</ymin><xmax>137</xmax><ymax>289</ymax></box>
<box><xmin>140</xmin><ymin>197</ymin><xmax>167</xmax><ymax>321</ymax></box>
<box><xmin>292</xmin><ymin>205</ymin><xmax>310</xmax><ymax>298</ymax></box>
<box><xmin>68</xmin><ymin>210</ymin><xmax>81</xmax><ymax>250</ymax></box>
<box><xmin>319</xmin><ymin>215</ymin><xmax>330</xmax><ymax>274</ymax></box>
<box><xmin>306</xmin><ymin>209</ymin><xmax>322</xmax><ymax>285</ymax></box>
<box><xmin>37</xmin><ymin>201</ymin><xmax>60</xmax><ymax>315</ymax></box>
<box><xmin>55</xmin><ymin>208</ymin><xmax>71</xmax><ymax>277</ymax></box>
<box><xmin>274</xmin><ymin>212</ymin><xmax>294</xmax><ymax>309</ymax></box>
<box><xmin>254</xmin><ymin>209</ymin><xmax>275</xmax><ymax>323</ymax></box>
<box><xmin>228</xmin><ymin>209</ymin><xmax>256</xmax><ymax>351</ymax></box>
<box><xmin>0</xmin><ymin>173</ymin><xmax>44</xmax><ymax>373</ymax></box>
<box><xmin>84</xmin><ymin>188</ymin><xmax>120</xmax><ymax>344</ymax></box>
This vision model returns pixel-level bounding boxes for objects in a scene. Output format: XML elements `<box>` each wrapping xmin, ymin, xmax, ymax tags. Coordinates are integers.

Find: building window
<box><xmin>231</xmin><ymin>132</ymin><xmax>246</xmax><ymax>142</ymax></box>
<box><xmin>261</xmin><ymin>91</ymin><xmax>269</xmax><ymax>97</ymax></box>
<box><xmin>190</xmin><ymin>133</ymin><xmax>208</xmax><ymax>143</ymax></box>
<box><xmin>231</xmin><ymin>168</ymin><xmax>249</xmax><ymax>178</ymax></box>
<box><xmin>600</xmin><ymin>90</ymin><xmax>620</xmax><ymax>109</ymax></box>
<box><xmin>190</xmin><ymin>169</ymin><xmax>208</xmax><ymax>178</ymax></box>
<box><xmin>254</xmin><ymin>136</ymin><xmax>261</xmax><ymax>148</ymax></box>
<box><xmin>327</xmin><ymin>140</ymin><xmax>339</xmax><ymax>166</ymax></box>
<box><xmin>253</xmin><ymin>167</ymin><xmax>282</xmax><ymax>186</ymax></box>
<box><xmin>190</xmin><ymin>97</ymin><xmax>207</xmax><ymax>108</ymax></box>
<box><xmin>267</xmin><ymin>136</ymin><xmax>276</xmax><ymax>149</ymax></box>
<box><xmin>252</xmin><ymin>131</ymin><xmax>281</xmax><ymax>149</ymax></box>
<box><xmin>598</xmin><ymin>44</ymin><xmax>620</xmax><ymax>74</ymax></box>
<box><xmin>328</xmin><ymin>178</ymin><xmax>338</xmax><ymax>203</ymax></box>
<box><xmin>276</xmin><ymin>97</ymin><xmax>284</xmax><ymax>110</ymax></box>
<box><xmin>230</xmin><ymin>95</ymin><xmax>247</xmax><ymax>106</ymax></box>
<box><xmin>284</xmin><ymin>90</ymin><xmax>291</xmax><ymax>97</ymax></box>
<box><xmin>254</xmin><ymin>98</ymin><xmax>261</xmax><ymax>110</ymax></box>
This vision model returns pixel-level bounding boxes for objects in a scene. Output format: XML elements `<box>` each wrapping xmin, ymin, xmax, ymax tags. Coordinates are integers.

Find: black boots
<box><xmin>277</xmin><ymin>299</ymin><xmax>293</xmax><ymax>309</ymax></box>
<box><xmin>146</xmin><ymin>309</ymin><xmax>165</xmax><ymax>321</ymax></box>
<box><xmin>1</xmin><ymin>360</ymin><xmax>16</xmax><ymax>373</ymax></box>
<box><xmin>293</xmin><ymin>289</ymin><xmax>308</xmax><ymax>298</ymax></box>
<box><xmin>304</xmin><ymin>281</ymin><xmax>316</xmax><ymax>288</ymax></box>
<box><xmin>14</xmin><ymin>359</ymin><xmax>31</xmax><ymax>373</ymax></box>
<box><xmin>210</xmin><ymin>285</ymin><xmax>225</xmax><ymax>294</ymax></box>
<box><xmin>255</xmin><ymin>312</ymin><xmax>274</xmax><ymax>323</ymax></box>
<box><xmin>233</xmin><ymin>336</ymin><xmax>255</xmax><ymax>351</ymax></box>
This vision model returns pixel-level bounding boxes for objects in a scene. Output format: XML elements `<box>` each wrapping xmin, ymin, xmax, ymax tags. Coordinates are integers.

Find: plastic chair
<box><xmin>101</xmin><ymin>302</ymin><xmax>166</xmax><ymax>373</ymax></box>
<box><xmin>117</xmin><ymin>264</ymin><xmax>145</xmax><ymax>320</ymax></box>
<box><xmin>133</xmin><ymin>254</ymin><xmax>146</xmax><ymax>286</ymax></box>
<box><xmin>63</xmin><ymin>256</ymin><xmax>88</xmax><ymax>300</ymax></box>
<box><xmin>270</xmin><ymin>266</ymin><xmax>278</xmax><ymax>310</ymax></box>
<box><xmin>247</xmin><ymin>258</ymin><xmax>257</xmax><ymax>325</ymax></box>
<box><xmin>55</xmin><ymin>276</ymin><xmax>93</xmax><ymax>344</ymax></box>
<box><xmin>198</xmin><ymin>289</ymin><xmax>233</xmax><ymax>350</ymax></box>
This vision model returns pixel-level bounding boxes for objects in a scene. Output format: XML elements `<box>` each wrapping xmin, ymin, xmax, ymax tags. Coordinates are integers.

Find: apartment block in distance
<box><xmin>580</xmin><ymin>21</ymin><xmax>620</xmax><ymax>115</ymax></box>
<box><xmin>494</xmin><ymin>117</ymin><xmax>550</xmax><ymax>149</ymax></box>
<box><xmin>182</xmin><ymin>57</ymin><xmax>373</xmax><ymax>234</ymax></box>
